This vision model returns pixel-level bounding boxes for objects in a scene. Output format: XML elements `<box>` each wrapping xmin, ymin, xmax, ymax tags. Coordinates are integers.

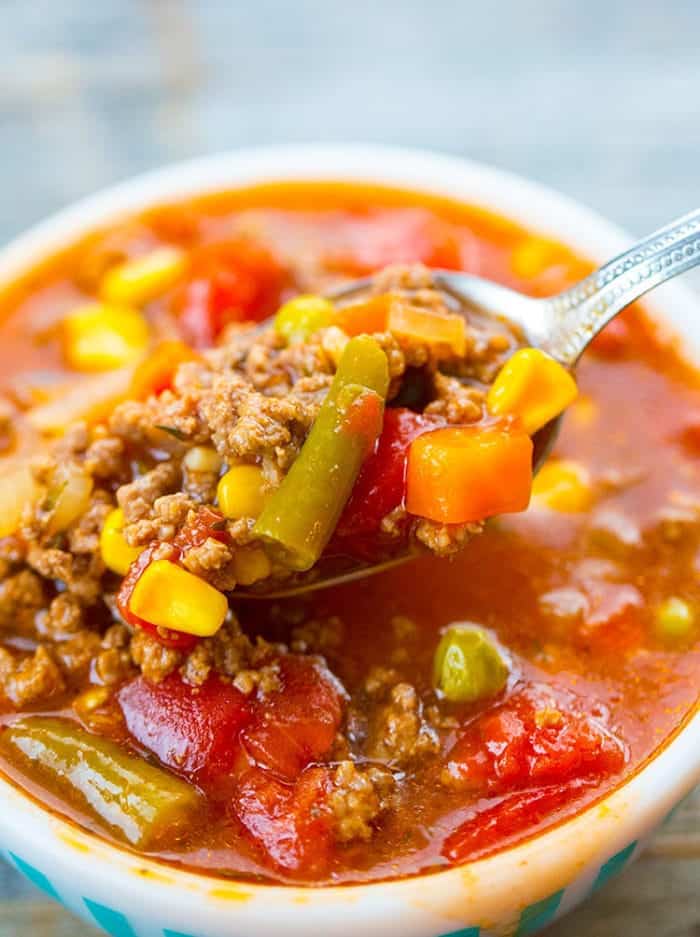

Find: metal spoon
<box><xmin>241</xmin><ymin>207</ymin><xmax>700</xmax><ymax>598</ymax></box>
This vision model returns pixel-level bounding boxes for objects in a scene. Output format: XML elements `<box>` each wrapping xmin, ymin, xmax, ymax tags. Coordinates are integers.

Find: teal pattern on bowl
<box><xmin>4</xmin><ymin>836</ymin><xmax>642</xmax><ymax>937</ymax></box>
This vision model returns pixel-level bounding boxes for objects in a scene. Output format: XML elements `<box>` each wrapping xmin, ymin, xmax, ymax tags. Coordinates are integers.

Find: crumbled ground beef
<box><xmin>0</xmin><ymin>645</ymin><xmax>65</xmax><ymax>707</ymax></box>
<box><xmin>0</xmin><ymin>570</ymin><xmax>45</xmax><ymax>634</ymax></box>
<box><xmin>130</xmin><ymin>629</ymin><xmax>182</xmax><ymax>684</ymax></box>
<box><xmin>0</xmin><ymin>263</ymin><xmax>513</xmax><ymax>705</ymax></box>
<box><xmin>329</xmin><ymin>761</ymin><xmax>395</xmax><ymax>843</ymax></box>
<box><xmin>367</xmin><ymin>682</ymin><xmax>440</xmax><ymax>764</ymax></box>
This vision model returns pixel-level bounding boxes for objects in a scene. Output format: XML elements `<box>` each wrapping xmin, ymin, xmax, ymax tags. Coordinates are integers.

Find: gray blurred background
<box><xmin>0</xmin><ymin>1</ymin><xmax>698</xmax><ymax>935</ymax></box>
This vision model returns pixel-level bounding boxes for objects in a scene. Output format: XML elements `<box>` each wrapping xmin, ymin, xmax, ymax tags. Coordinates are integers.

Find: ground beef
<box><xmin>425</xmin><ymin>373</ymin><xmax>484</xmax><ymax>424</ymax></box>
<box><xmin>26</xmin><ymin>545</ymin><xmax>104</xmax><ymax>605</ymax></box>
<box><xmin>54</xmin><ymin>632</ymin><xmax>103</xmax><ymax>677</ymax></box>
<box><xmin>180</xmin><ymin>537</ymin><xmax>237</xmax><ymax>591</ymax></box>
<box><xmin>198</xmin><ymin>371</ymin><xmax>315</xmax><ymax>480</ymax></box>
<box><xmin>0</xmin><ymin>263</ymin><xmax>515</xmax><ymax>697</ymax></box>
<box><xmin>123</xmin><ymin>492</ymin><xmax>196</xmax><ymax>547</ymax></box>
<box><xmin>414</xmin><ymin>518</ymin><xmax>484</xmax><ymax>556</ymax></box>
<box><xmin>117</xmin><ymin>462</ymin><xmax>181</xmax><ymax>527</ymax></box>
<box><xmin>83</xmin><ymin>433</ymin><xmax>127</xmax><ymax>480</ymax></box>
<box><xmin>367</xmin><ymin>682</ymin><xmax>440</xmax><ymax>764</ymax></box>
<box><xmin>0</xmin><ymin>645</ymin><xmax>65</xmax><ymax>707</ymax></box>
<box><xmin>36</xmin><ymin>593</ymin><xmax>85</xmax><ymax>639</ymax></box>
<box><xmin>129</xmin><ymin>629</ymin><xmax>182</xmax><ymax>684</ymax></box>
<box><xmin>67</xmin><ymin>491</ymin><xmax>113</xmax><ymax>555</ymax></box>
<box><xmin>178</xmin><ymin>618</ymin><xmax>283</xmax><ymax>687</ymax></box>
<box><xmin>94</xmin><ymin>623</ymin><xmax>134</xmax><ymax>685</ymax></box>
<box><xmin>329</xmin><ymin>761</ymin><xmax>395</xmax><ymax>843</ymax></box>
<box><xmin>0</xmin><ymin>570</ymin><xmax>45</xmax><ymax>634</ymax></box>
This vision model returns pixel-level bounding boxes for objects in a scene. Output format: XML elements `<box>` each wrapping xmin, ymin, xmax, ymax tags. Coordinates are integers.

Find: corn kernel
<box><xmin>511</xmin><ymin>237</ymin><xmax>562</xmax><ymax>279</ymax></box>
<box><xmin>64</xmin><ymin>303</ymin><xmax>150</xmax><ymax>372</ymax></box>
<box><xmin>233</xmin><ymin>547</ymin><xmax>272</xmax><ymax>586</ymax></box>
<box><xmin>274</xmin><ymin>294</ymin><xmax>335</xmax><ymax>344</ymax></box>
<box><xmin>128</xmin><ymin>559</ymin><xmax>228</xmax><ymax>637</ymax></box>
<box><xmin>654</xmin><ymin>597</ymin><xmax>696</xmax><ymax>641</ymax></box>
<box><xmin>100</xmin><ymin>247</ymin><xmax>187</xmax><ymax>307</ymax></box>
<box><xmin>487</xmin><ymin>348</ymin><xmax>578</xmax><ymax>435</ymax></box>
<box><xmin>184</xmin><ymin>446</ymin><xmax>223</xmax><ymax>474</ymax></box>
<box><xmin>73</xmin><ymin>686</ymin><xmax>110</xmax><ymax>716</ymax></box>
<box><xmin>532</xmin><ymin>460</ymin><xmax>593</xmax><ymax>513</ymax></box>
<box><xmin>100</xmin><ymin>508</ymin><xmax>142</xmax><ymax>575</ymax></box>
<box><xmin>217</xmin><ymin>465</ymin><xmax>268</xmax><ymax>519</ymax></box>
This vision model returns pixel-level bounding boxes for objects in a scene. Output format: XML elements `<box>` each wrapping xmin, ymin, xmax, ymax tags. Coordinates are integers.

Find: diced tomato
<box><xmin>177</xmin><ymin>237</ymin><xmax>288</xmax><ymax>347</ymax></box>
<box><xmin>241</xmin><ymin>656</ymin><xmax>344</xmax><ymax>781</ymax></box>
<box><xmin>116</xmin><ymin>542</ymin><xmax>199</xmax><ymax>650</ymax></box>
<box><xmin>329</xmin><ymin>209</ymin><xmax>461</xmax><ymax>274</ymax></box>
<box><xmin>443</xmin><ymin>779</ymin><xmax>593</xmax><ymax>863</ymax></box>
<box><xmin>119</xmin><ymin>673</ymin><xmax>252</xmax><ymax>780</ymax></box>
<box><xmin>174</xmin><ymin>506</ymin><xmax>230</xmax><ymax>551</ymax></box>
<box><xmin>443</xmin><ymin>685</ymin><xmax>626</xmax><ymax>795</ymax></box>
<box><xmin>232</xmin><ymin>758</ymin><xmax>333</xmax><ymax>876</ymax></box>
<box><xmin>335</xmin><ymin>407</ymin><xmax>441</xmax><ymax>541</ymax></box>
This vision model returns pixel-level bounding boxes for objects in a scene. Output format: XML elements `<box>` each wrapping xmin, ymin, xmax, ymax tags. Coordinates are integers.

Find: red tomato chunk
<box><xmin>232</xmin><ymin>758</ymin><xmax>333</xmax><ymax>876</ymax></box>
<box><xmin>443</xmin><ymin>685</ymin><xmax>627</xmax><ymax>795</ymax></box>
<box><xmin>119</xmin><ymin>674</ymin><xmax>252</xmax><ymax>780</ymax></box>
<box><xmin>336</xmin><ymin>407</ymin><xmax>441</xmax><ymax>540</ymax></box>
<box><xmin>241</xmin><ymin>656</ymin><xmax>344</xmax><ymax>781</ymax></box>
<box><xmin>178</xmin><ymin>237</ymin><xmax>288</xmax><ymax>347</ymax></box>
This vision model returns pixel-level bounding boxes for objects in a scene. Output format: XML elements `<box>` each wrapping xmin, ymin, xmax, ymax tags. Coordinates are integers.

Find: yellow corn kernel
<box><xmin>233</xmin><ymin>547</ymin><xmax>272</xmax><ymax>586</ymax></box>
<box><xmin>64</xmin><ymin>303</ymin><xmax>150</xmax><ymax>372</ymax></box>
<box><xmin>128</xmin><ymin>559</ymin><xmax>228</xmax><ymax>637</ymax></box>
<box><xmin>532</xmin><ymin>459</ymin><xmax>593</xmax><ymax>513</ymax></box>
<box><xmin>73</xmin><ymin>685</ymin><xmax>110</xmax><ymax>716</ymax></box>
<box><xmin>100</xmin><ymin>247</ymin><xmax>187</xmax><ymax>307</ymax></box>
<box><xmin>511</xmin><ymin>237</ymin><xmax>562</xmax><ymax>279</ymax></box>
<box><xmin>184</xmin><ymin>446</ymin><xmax>223</xmax><ymax>474</ymax></box>
<box><xmin>100</xmin><ymin>508</ymin><xmax>142</xmax><ymax>575</ymax></box>
<box><xmin>654</xmin><ymin>597</ymin><xmax>696</xmax><ymax>641</ymax></box>
<box><xmin>487</xmin><ymin>348</ymin><xmax>578</xmax><ymax>435</ymax></box>
<box><xmin>217</xmin><ymin>465</ymin><xmax>268</xmax><ymax>519</ymax></box>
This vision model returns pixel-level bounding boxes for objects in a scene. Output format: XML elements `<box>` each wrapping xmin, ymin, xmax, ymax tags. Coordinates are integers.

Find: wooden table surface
<box><xmin>0</xmin><ymin>1</ymin><xmax>698</xmax><ymax>934</ymax></box>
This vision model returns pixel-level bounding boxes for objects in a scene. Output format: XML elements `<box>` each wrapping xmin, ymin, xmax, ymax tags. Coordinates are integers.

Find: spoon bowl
<box><xmin>240</xmin><ymin>208</ymin><xmax>700</xmax><ymax>598</ymax></box>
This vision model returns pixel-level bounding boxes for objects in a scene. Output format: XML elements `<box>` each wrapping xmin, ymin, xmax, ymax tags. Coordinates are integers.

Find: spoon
<box><xmin>241</xmin><ymin>207</ymin><xmax>700</xmax><ymax>598</ymax></box>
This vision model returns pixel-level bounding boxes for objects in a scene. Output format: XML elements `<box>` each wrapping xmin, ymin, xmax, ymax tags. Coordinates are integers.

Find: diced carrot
<box><xmin>129</xmin><ymin>340</ymin><xmax>200</xmax><ymax>399</ymax></box>
<box><xmin>334</xmin><ymin>294</ymin><xmax>391</xmax><ymax>336</ymax></box>
<box><xmin>406</xmin><ymin>421</ymin><xmax>533</xmax><ymax>524</ymax></box>
<box><xmin>387</xmin><ymin>299</ymin><xmax>466</xmax><ymax>358</ymax></box>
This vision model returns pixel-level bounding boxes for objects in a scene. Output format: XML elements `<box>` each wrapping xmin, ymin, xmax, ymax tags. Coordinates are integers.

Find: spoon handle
<box><xmin>540</xmin><ymin>208</ymin><xmax>700</xmax><ymax>366</ymax></box>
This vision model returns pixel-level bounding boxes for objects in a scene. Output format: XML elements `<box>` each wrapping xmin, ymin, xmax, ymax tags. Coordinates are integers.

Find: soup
<box><xmin>0</xmin><ymin>182</ymin><xmax>697</xmax><ymax>885</ymax></box>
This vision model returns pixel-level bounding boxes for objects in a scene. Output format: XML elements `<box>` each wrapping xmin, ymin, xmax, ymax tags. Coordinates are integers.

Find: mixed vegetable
<box><xmin>0</xmin><ymin>184</ymin><xmax>696</xmax><ymax>886</ymax></box>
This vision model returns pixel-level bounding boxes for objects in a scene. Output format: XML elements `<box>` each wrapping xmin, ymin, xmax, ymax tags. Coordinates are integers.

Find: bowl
<box><xmin>0</xmin><ymin>144</ymin><xmax>698</xmax><ymax>937</ymax></box>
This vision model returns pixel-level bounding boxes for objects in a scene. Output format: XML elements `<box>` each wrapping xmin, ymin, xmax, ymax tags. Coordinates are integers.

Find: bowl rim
<box><xmin>0</xmin><ymin>143</ymin><xmax>697</xmax><ymax>923</ymax></box>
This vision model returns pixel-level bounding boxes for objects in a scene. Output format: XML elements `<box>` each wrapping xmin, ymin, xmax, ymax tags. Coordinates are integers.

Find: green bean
<box><xmin>254</xmin><ymin>336</ymin><xmax>389</xmax><ymax>570</ymax></box>
<box><xmin>1</xmin><ymin>717</ymin><xmax>201</xmax><ymax>847</ymax></box>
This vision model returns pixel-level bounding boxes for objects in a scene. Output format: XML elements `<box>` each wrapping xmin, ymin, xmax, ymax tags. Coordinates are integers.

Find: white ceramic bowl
<box><xmin>0</xmin><ymin>145</ymin><xmax>698</xmax><ymax>937</ymax></box>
